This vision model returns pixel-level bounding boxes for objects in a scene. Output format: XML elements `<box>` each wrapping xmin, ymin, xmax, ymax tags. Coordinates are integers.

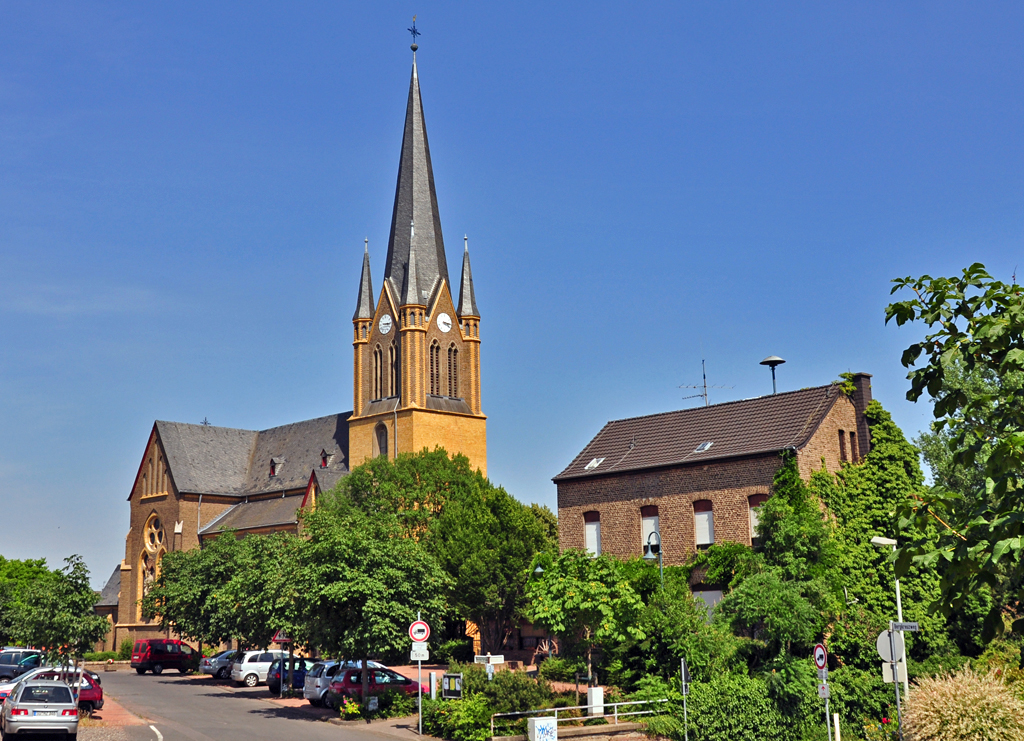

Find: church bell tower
<box><xmin>348</xmin><ymin>45</ymin><xmax>486</xmax><ymax>474</ymax></box>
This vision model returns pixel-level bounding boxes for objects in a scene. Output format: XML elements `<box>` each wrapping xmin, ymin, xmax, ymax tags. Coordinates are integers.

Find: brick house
<box><xmin>554</xmin><ymin>374</ymin><xmax>873</xmax><ymax>605</ymax></box>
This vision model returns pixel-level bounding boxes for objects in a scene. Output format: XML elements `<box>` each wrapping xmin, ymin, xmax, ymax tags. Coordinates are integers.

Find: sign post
<box><xmin>410</xmin><ymin>615</ymin><xmax>430</xmax><ymax>735</ymax></box>
<box><xmin>680</xmin><ymin>658</ymin><xmax>690</xmax><ymax>741</ymax></box>
<box><xmin>813</xmin><ymin>644</ymin><xmax>832</xmax><ymax>741</ymax></box>
<box><xmin>876</xmin><ymin>621</ymin><xmax>917</xmax><ymax>741</ymax></box>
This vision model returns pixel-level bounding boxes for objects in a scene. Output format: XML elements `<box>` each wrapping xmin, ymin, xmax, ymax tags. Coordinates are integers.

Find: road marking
<box><xmin>150</xmin><ymin>724</ymin><xmax>163</xmax><ymax>741</ymax></box>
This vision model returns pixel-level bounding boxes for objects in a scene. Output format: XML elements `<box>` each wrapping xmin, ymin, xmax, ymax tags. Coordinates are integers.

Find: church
<box><xmin>96</xmin><ymin>48</ymin><xmax>486</xmax><ymax>651</ymax></box>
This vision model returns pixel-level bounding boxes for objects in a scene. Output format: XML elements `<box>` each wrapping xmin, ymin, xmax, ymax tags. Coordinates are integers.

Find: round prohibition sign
<box><xmin>409</xmin><ymin>620</ymin><xmax>430</xmax><ymax>642</ymax></box>
<box><xmin>813</xmin><ymin>643</ymin><xmax>828</xmax><ymax>670</ymax></box>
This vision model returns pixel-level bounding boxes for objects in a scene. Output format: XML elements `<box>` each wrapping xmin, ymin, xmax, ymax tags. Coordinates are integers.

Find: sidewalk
<box><xmin>84</xmin><ymin>697</ymin><xmax>147</xmax><ymax>727</ymax></box>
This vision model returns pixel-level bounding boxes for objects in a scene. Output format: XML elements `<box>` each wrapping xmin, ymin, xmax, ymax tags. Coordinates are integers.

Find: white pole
<box><xmin>417</xmin><ymin>610</ymin><xmax>423</xmax><ymax>736</ymax></box>
<box><xmin>892</xmin><ymin>544</ymin><xmax>909</xmax><ymax>698</ymax></box>
<box><xmin>833</xmin><ymin>712</ymin><xmax>841</xmax><ymax>741</ymax></box>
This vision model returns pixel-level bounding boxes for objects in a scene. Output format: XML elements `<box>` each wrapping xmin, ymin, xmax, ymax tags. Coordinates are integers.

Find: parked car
<box><xmin>0</xmin><ymin>669</ymin><xmax>100</xmax><ymax>713</ymax></box>
<box><xmin>328</xmin><ymin>667</ymin><xmax>425</xmax><ymax>701</ymax></box>
<box><xmin>303</xmin><ymin>660</ymin><xmax>386</xmax><ymax>707</ymax></box>
<box><xmin>130</xmin><ymin>639</ymin><xmax>200</xmax><ymax>675</ymax></box>
<box><xmin>266</xmin><ymin>657</ymin><xmax>315</xmax><ymax>695</ymax></box>
<box><xmin>0</xmin><ymin>679</ymin><xmax>79</xmax><ymax>740</ymax></box>
<box><xmin>230</xmin><ymin>650</ymin><xmax>286</xmax><ymax>688</ymax></box>
<box><xmin>200</xmin><ymin>650</ymin><xmax>238</xmax><ymax>680</ymax></box>
<box><xmin>0</xmin><ymin>652</ymin><xmax>42</xmax><ymax>682</ymax></box>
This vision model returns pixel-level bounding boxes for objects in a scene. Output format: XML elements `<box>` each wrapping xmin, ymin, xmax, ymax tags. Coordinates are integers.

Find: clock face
<box><xmin>437</xmin><ymin>312</ymin><xmax>452</xmax><ymax>333</ymax></box>
<box><xmin>378</xmin><ymin>314</ymin><xmax>393</xmax><ymax>335</ymax></box>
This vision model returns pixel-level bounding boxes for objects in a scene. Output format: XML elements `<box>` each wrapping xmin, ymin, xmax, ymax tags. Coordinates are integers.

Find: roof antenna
<box><xmin>408</xmin><ymin>15</ymin><xmax>420</xmax><ymax>51</ymax></box>
<box><xmin>760</xmin><ymin>356</ymin><xmax>786</xmax><ymax>394</ymax></box>
<box><xmin>680</xmin><ymin>358</ymin><xmax>733</xmax><ymax>407</ymax></box>
<box><xmin>201</xmin><ymin>417</ymin><xmax>211</xmax><ymax>426</ymax></box>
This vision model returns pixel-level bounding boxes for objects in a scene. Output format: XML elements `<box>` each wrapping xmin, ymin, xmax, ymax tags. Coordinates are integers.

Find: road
<box><xmin>83</xmin><ymin>671</ymin><xmax>401</xmax><ymax>741</ymax></box>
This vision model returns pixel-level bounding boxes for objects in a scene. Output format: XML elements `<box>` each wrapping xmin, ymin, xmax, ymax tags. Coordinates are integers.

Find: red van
<box><xmin>131</xmin><ymin>639</ymin><xmax>200</xmax><ymax>675</ymax></box>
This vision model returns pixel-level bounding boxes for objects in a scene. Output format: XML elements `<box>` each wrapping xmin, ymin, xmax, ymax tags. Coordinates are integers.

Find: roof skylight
<box><xmin>694</xmin><ymin>442</ymin><xmax>713</xmax><ymax>453</ymax></box>
<box><xmin>584</xmin><ymin>457</ymin><xmax>606</xmax><ymax>471</ymax></box>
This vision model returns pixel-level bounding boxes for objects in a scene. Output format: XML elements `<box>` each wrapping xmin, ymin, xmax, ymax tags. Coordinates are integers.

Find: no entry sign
<box><xmin>409</xmin><ymin>620</ymin><xmax>430</xmax><ymax>643</ymax></box>
<box><xmin>813</xmin><ymin>644</ymin><xmax>828</xmax><ymax>670</ymax></box>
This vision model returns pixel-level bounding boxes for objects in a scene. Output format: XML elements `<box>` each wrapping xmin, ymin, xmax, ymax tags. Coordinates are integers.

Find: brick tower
<box><xmin>348</xmin><ymin>47</ymin><xmax>486</xmax><ymax>474</ymax></box>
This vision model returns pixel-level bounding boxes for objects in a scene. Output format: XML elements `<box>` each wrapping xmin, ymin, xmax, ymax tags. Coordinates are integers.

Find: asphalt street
<box><xmin>84</xmin><ymin>671</ymin><xmax>392</xmax><ymax>741</ymax></box>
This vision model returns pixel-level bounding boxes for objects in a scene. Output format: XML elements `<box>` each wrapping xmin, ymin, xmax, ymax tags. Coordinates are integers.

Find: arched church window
<box><xmin>448</xmin><ymin>344</ymin><xmax>459</xmax><ymax>398</ymax></box>
<box><xmin>389</xmin><ymin>342</ymin><xmax>398</xmax><ymax>397</ymax></box>
<box><xmin>373</xmin><ymin>345</ymin><xmax>383</xmax><ymax>400</ymax></box>
<box><xmin>429</xmin><ymin>341</ymin><xmax>441</xmax><ymax>395</ymax></box>
<box><xmin>375</xmin><ymin>422</ymin><xmax>389</xmax><ymax>458</ymax></box>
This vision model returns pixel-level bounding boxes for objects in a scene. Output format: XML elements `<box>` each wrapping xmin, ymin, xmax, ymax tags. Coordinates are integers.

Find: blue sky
<box><xmin>1</xmin><ymin>2</ymin><xmax>1022</xmax><ymax>586</ymax></box>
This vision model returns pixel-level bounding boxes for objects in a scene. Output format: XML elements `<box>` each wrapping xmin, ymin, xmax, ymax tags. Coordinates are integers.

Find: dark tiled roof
<box><xmin>457</xmin><ymin>244</ymin><xmax>479</xmax><ymax>318</ymax></box>
<box><xmin>155</xmin><ymin>413</ymin><xmax>351</xmax><ymax>497</ymax></box>
<box><xmin>95</xmin><ymin>566</ymin><xmax>120</xmax><ymax>607</ymax></box>
<box><xmin>426</xmin><ymin>396</ymin><xmax>473</xmax><ymax>414</ymax></box>
<box><xmin>199</xmin><ymin>494</ymin><xmax>305</xmax><ymax>536</ymax></box>
<box><xmin>554</xmin><ymin>385</ymin><xmax>843</xmax><ymax>482</ymax></box>
<box><xmin>353</xmin><ymin>246</ymin><xmax>375</xmax><ymax>320</ymax></box>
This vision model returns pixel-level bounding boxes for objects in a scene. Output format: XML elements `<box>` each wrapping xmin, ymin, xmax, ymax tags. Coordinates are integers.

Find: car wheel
<box><xmin>216</xmin><ymin>667</ymin><xmax>229</xmax><ymax>680</ymax></box>
<box><xmin>152</xmin><ymin>664</ymin><xmax>163</xmax><ymax>676</ymax></box>
<box><xmin>322</xmin><ymin>693</ymin><xmax>334</xmax><ymax>709</ymax></box>
<box><xmin>135</xmin><ymin>668</ymin><xmax>146</xmax><ymax>675</ymax></box>
<box><xmin>243</xmin><ymin>674</ymin><xmax>258</xmax><ymax>688</ymax></box>
<box><xmin>79</xmin><ymin>702</ymin><xmax>93</xmax><ymax>716</ymax></box>
<box><xmin>308</xmin><ymin>697</ymin><xmax>322</xmax><ymax>707</ymax></box>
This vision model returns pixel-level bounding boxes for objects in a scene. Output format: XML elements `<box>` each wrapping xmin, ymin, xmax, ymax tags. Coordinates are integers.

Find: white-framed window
<box><xmin>694</xmin><ymin>500</ymin><xmax>714</xmax><ymax>549</ymax></box>
<box><xmin>584</xmin><ymin>511</ymin><xmax>601</xmax><ymax>556</ymax></box>
<box><xmin>749</xmin><ymin>494</ymin><xmax>768</xmax><ymax>546</ymax></box>
<box><xmin>641</xmin><ymin>505</ymin><xmax>660</xmax><ymax>553</ymax></box>
<box><xmin>693</xmin><ymin>589</ymin><xmax>724</xmax><ymax>617</ymax></box>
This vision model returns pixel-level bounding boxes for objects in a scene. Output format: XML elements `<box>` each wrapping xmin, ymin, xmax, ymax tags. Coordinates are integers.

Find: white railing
<box><xmin>490</xmin><ymin>698</ymin><xmax>669</xmax><ymax>738</ymax></box>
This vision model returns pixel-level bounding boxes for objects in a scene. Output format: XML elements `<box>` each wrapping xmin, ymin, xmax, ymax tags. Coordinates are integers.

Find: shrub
<box><xmin>685</xmin><ymin>675</ymin><xmax>787</xmax><ymax>741</ymax></box>
<box><xmin>117</xmin><ymin>638</ymin><xmax>133</xmax><ymax>661</ymax></box>
<box><xmin>538</xmin><ymin>656</ymin><xmax>585</xmax><ymax>682</ymax></box>
<box><xmin>422</xmin><ymin>695</ymin><xmax>492</xmax><ymax>741</ymax></box>
<box><xmin>82</xmin><ymin>651</ymin><xmax>116</xmax><ymax>662</ymax></box>
<box><xmin>339</xmin><ymin>696</ymin><xmax>361</xmax><ymax>719</ymax></box>
<box><xmin>904</xmin><ymin>666</ymin><xmax>1024</xmax><ymax>741</ymax></box>
<box><xmin>435</xmin><ymin>638</ymin><xmax>474</xmax><ymax>664</ymax></box>
<box><xmin>478</xmin><ymin>668</ymin><xmax>550</xmax><ymax>714</ymax></box>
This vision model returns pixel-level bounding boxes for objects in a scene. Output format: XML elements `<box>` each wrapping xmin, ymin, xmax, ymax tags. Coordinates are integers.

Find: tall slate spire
<box><xmin>457</xmin><ymin>236</ymin><xmax>479</xmax><ymax>317</ymax></box>
<box><xmin>353</xmin><ymin>239</ymin><xmax>375</xmax><ymax>320</ymax></box>
<box><xmin>384</xmin><ymin>52</ymin><xmax>450</xmax><ymax>306</ymax></box>
<box><xmin>401</xmin><ymin>238</ymin><xmax>422</xmax><ymax>306</ymax></box>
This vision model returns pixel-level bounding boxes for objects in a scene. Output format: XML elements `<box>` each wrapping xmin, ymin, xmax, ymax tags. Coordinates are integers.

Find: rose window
<box><xmin>144</xmin><ymin>516</ymin><xmax>165</xmax><ymax>553</ymax></box>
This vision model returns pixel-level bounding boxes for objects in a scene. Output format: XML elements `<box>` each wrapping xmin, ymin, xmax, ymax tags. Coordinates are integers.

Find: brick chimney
<box><xmin>850</xmin><ymin>373</ymin><xmax>873</xmax><ymax>459</ymax></box>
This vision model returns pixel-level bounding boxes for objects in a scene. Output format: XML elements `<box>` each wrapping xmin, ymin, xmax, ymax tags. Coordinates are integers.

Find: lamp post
<box><xmin>533</xmin><ymin>566</ymin><xmax>552</xmax><ymax>658</ymax></box>
<box><xmin>871</xmin><ymin>536</ymin><xmax>909</xmax><ymax>698</ymax></box>
<box><xmin>760</xmin><ymin>356</ymin><xmax>786</xmax><ymax>394</ymax></box>
<box><xmin>644</xmin><ymin>531</ymin><xmax>664</xmax><ymax>589</ymax></box>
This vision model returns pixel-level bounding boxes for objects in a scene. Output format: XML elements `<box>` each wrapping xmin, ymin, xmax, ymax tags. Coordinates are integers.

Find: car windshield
<box><xmin>19</xmin><ymin>685</ymin><xmax>73</xmax><ymax>704</ymax></box>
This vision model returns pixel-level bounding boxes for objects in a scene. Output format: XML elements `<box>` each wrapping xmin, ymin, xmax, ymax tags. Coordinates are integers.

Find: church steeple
<box><xmin>353</xmin><ymin>239</ymin><xmax>375</xmax><ymax>320</ymax></box>
<box><xmin>384</xmin><ymin>53</ymin><xmax>449</xmax><ymax>308</ymax></box>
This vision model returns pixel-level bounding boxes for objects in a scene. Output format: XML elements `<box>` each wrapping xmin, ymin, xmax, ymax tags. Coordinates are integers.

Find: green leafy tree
<box><xmin>525</xmin><ymin>549</ymin><xmax>645</xmax><ymax>680</ymax></box>
<box><xmin>886</xmin><ymin>263</ymin><xmax>1024</xmax><ymax>638</ymax></box>
<box><xmin>0</xmin><ymin>556</ymin><xmax>52</xmax><ymax>645</ymax></box>
<box><xmin>15</xmin><ymin>555</ymin><xmax>109</xmax><ymax>665</ymax></box>
<box><xmin>299</xmin><ymin>505</ymin><xmax>451</xmax><ymax>701</ymax></box>
<box><xmin>142</xmin><ymin>533</ymin><xmax>243</xmax><ymax>646</ymax></box>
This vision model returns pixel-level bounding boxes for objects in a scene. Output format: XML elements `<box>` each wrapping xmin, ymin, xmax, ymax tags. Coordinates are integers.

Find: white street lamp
<box><xmin>643</xmin><ymin>532</ymin><xmax>664</xmax><ymax>589</ymax></box>
<box><xmin>871</xmin><ymin>536</ymin><xmax>909</xmax><ymax>697</ymax></box>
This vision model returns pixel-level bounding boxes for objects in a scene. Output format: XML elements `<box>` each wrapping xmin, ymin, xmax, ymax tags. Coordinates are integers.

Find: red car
<box><xmin>329</xmin><ymin>668</ymin><xmax>426</xmax><ymax>699</ymax></box>
<box><xmin>131</xmin><ymin>639</ymin><xmax>200</xmax><ymax>675</ymax></box>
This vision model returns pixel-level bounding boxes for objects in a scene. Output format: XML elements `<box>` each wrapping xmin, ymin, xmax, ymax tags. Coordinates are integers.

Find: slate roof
<box><xmin>384</xmin><ymin>55</ymin><xmax>450</xmax><ymax>307</ymax></box>
<box><xmin>554</xmin><ymin>384</ymin><xmax>844</xmax><ymax>482</ymax></box>
<box><xmin>199</xmin><ymin>494</ymin><xmax>306</xmax><ymax>535</ymax></box>
<box><xmin>457</xmin><ymin>242</ymin><xmax>479</xmax><ymax>318</ymax></box>
<box><xmin>96</xmin><ymin>567</ymin><xmax>120</xmax><ymax>608</ymax></box>
<box><xmin>153</xmin><ymin>413</ymin><xmax>351</xmax><ymax>498</ymax></box>
<box><xmin>353</xmin><ymin>244</ymin><xmax>375</xmax><ymax>320</ymax></box>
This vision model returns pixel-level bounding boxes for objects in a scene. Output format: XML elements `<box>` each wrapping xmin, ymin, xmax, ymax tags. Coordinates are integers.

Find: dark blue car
<box><xmin>267</xmin><ymin>657</ymin><xmax>315</xmax><ymax>694</ymax></box>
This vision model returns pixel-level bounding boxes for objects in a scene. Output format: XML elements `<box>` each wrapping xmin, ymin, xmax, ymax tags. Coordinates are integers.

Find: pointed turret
<box><xmin>384</xmin><ymin>53</ymin><xmax>450</xmax><ymax>307</ymax></box>
<box><xmin>353</xmin><ymin>240</ymin><xmax>375</xmax><ymax>320</ymax></box>
<box><xmin>401</xmin><ymin>237</ymin><xmax>423</xmax><ymax>306</ymax></box>
<box><xmin>457</xmin><ymin>236</ymin><xmax>479</xmax><ymax>317</ymax></box>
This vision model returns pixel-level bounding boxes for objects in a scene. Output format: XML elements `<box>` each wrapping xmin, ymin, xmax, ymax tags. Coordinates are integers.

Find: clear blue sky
<box><xmin>1</xmin><ymin>2</ymin><xmax>1021</xmax><ymax>586</ymax></box>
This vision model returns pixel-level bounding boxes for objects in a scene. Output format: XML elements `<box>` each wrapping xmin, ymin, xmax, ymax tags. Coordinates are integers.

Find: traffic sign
<box><xmin>892</xmin><ymin>621</ymin><xmax>920</xmax><ymax>632</ymax></box>
<box><xmin>817</xmin><ymin>683</ymin><xmax>830</xmax><ymax>699</ymax></box>
<box><xmin>410</xmin><ymin>644</ymin><xmax>429</xmax><ymax>662</ymax></box>
<box><xmin>813</xmin><ymin>644</ymin><xmax>827</xmax><ymax>670</ymax></box>
<box><xmin>272</xmin><ymin>630</ymin><xmax>291</xmax><ymax>643</ymax></box>
<box><xmin>882</xmin><ymin>661</ymin><xmax>908</xmax><ymax>684</ymax></box>
<box><xmin>474</xmin><ymin>654</ymin><xmax>505</xmax><ymax>665</ymax></box>
<box><xmin>409</xmin><ymin>620</ymin><xmax>430</xmax><ymax>643</ymax></box>
<box><xmin>876</xmin><ymin>630</ymin><xmax>905</xmax><ymax>663</ymax></box>
<box><xmin>818</xmin><ymin>668</ymin><xmax>828</xmax><ymax>682</ymax></box>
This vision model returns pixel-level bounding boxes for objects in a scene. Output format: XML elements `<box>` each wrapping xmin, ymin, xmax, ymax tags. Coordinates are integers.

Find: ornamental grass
<box><xmin>904</xmin><ymin>666</ymin><xmax>1024</xmax><ymax>741</ymax></box>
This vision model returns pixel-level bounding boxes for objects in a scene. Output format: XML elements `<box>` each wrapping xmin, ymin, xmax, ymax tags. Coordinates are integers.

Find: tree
<box><xmin>0</xmin><ymin>556</ymin><xmax>52</xmax><ymax>646</ymax></box>
<box><xmin>142</xmin><ymin>532</ymin><xmax>243</xmax><ymax>647</ymax></box>
<box><xmin>886</xmin><ymin>263</ymin><xmax>1024</xmax><ymax>638</ymax></box>
<box><xmin>15</xmin><ymin>555</ymin><xmax>109</xmax><ymax>665</ymax></box>
<box><xmin>299</xmin><ymin>506</ymin><xmax>451</xmax><ymax>702</ymax></box>
<box><xmin>525</xmin><ymin>549</ymin><xmax>645</xmax><ymax>680</ymax></box>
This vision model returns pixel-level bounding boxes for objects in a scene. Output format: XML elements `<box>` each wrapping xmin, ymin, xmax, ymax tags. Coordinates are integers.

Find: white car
<box><xmin>303</xmin><ymin>660</ymin><xmax>384</xmax><ymax>707</ymax></box>
<box><xmin>230</xmin><ymin>651</ymin><xmax>286</xmax><ymax>688</ymax></box>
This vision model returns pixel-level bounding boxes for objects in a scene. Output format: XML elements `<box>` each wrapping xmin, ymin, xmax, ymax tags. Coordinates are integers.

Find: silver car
<box><xmin>1</xmin><ymin>680</ymin><xmax>78</xmax><ymax>740</ymax></box>
<box><xmin>303</xmin><ymin>660</ymin><xmax>384</xmax><ymax>708</ymax></box>
<box><xmin>200</xmin><ymin>650</ymin><xmax>238</xmax><ymax>679</ymax></box>
<box><xmin>230</xmin><ymin>650</ymin><xmax>286</xmax><ymax>688</ymax></box>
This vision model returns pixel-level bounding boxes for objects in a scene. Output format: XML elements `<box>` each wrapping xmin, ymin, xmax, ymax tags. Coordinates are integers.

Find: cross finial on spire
<box><xmin>408</xmin><ymin>15</ymin><xmax>420</xmax><ymax>51</ymax></box>
<box><xmin>364</xmin><ymin>237</ymin><xmax>368</xmax><ymax>254</ymax></box>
